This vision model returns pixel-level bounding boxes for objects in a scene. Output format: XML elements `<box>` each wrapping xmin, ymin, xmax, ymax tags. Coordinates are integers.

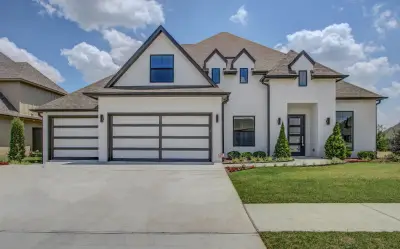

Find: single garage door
<box><xmin>109</xmin><ymin>113</ymin><xmax>212</xmax><ymax>162</ymax></box>
<box><xmin>49</xmin><ymin>115</ymin><xmax>98</xmax><ymax>160</ymax></box>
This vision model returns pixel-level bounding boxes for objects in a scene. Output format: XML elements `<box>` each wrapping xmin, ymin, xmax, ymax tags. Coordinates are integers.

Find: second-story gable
<box><xmin>107</xmin><ymin>27</ymin><xmax>215</xmax><ymax>88</ymax></box>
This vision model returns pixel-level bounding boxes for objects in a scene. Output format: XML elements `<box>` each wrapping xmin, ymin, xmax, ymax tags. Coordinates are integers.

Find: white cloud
<box><xmin>229</xmin><ymin>5</ymin><xmax>248</xmax><ymax>26</ymax></box>
<box><xmin>61</xmin><ymin>42</ymin><xmax>119</xmax><ymax>82</ymax></box>
<box><xmin>371</xmin><ymin>4</ymin><xmax>399</xmax><ymax>34</ymax></box>
<box><xmin>101</xmin><ymin>29</ymin><xmax>142</xmax><ymax>65</ymax></box>
<box><xmin>381</xmin><ymin>81</ymin><xmax>400</xmax><ymax>98</ymax></box>
<box><xmin>0</xmin><ymin>37</ymin><xmax>64</xmax><ymax>83</ymax></box>
<box><xmin>34</xmin><ymin>0</ymin><xmax>165</xmax><ymax>31</ymax></box>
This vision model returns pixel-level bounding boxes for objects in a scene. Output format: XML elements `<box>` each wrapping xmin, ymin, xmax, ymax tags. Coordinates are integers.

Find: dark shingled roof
<box><xmin>0</xmin><ymin>92</ymin><xmax>41</xmax><ymax>120</ymax></box>
<box><xmin>0</xmin><ymin>52</ymin><xmax>67</xmax><ymax>95</ymax></box>
<box><xmin>336</xmin><ymin>81</ymin><xmax>386</xmax><ymax>99</ymax></box>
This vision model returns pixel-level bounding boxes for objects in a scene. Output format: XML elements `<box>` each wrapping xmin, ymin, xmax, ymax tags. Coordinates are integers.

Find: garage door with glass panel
<box><xmin>49</xmin><ymin>116</ymin><xmax>98</xmax><ymax>160</ymax></box>
<box><xmin>110</xmin><ymin>113</ymin><xmax>212</xmax><ymax>162</ymax></box>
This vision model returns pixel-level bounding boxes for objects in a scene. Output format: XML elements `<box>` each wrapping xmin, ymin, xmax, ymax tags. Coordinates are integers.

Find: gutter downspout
<box><xmin>261</xmin><ymin>76</ymin><xmax>271</xmax><ymax>156</ymax></box>
<box><xmin>376</xmin><ymin>99</ymin><xmax>382</xmax><ymax>155</ymax></box>
<box><xmin>222</xmin><ymin>95</ymin><xmax>230</xmax><ymax>155</ymax></box>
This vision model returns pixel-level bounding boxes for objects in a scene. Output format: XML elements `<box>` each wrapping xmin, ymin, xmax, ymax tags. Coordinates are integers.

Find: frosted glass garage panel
<box><xmin>113</xmin><ymin>127</ymin><xmax>158</xmax><ymax>136</ymax></box>
<box><xmin>113</xmin><ymin>116</ymin><xmax>159</xmax><ymax>124</ymax></box>
<box><xmin>162</xmin><ymin>151</ymin><xmax>209</xmax><ymax>159</ymax></box>
<box><xmin>162</xmin><ymin>127</ymin><xmax>209</xmax><ymax>137</ymax></box>
<box><xmin>54</xmin><ymin>139</ymin><xmax>98</xmax><ymax>148</ymax></box>
<box><xmin>53</xmin><ymin>118</ymin><xmax>97</xmax><ymax>126</ymax></box>
<box><xmin>162</xmin><ymin>139</ymin><xmax>208</xmax><ymax>148</ymax></box>
<box><xmin>54</xmin><ymin>128</ymin><xmax>98</xmax><ymax>137</ymax></box>
<box><xmin>113</xmin><ymin>150</ymin><xmax>158</xmax><ymax>159</ymax></box>
<box><xmin>113</xmin><ymin>138</ymin><xmax>159</xmax><ymax>148</ymax></box>
<box><xmin>54</xmin><ymin>150</ymin><xmax>98</xmax><ymax>158</ymax></box>
<box><xmin>162</xmin><ymin>116</ymin><xmax>209</xmax><ymax>124</ymax></box>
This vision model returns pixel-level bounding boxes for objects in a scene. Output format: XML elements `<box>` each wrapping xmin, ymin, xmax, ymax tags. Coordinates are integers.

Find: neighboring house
<box><xmin>33</xmin><ymin>26</ymin><xmax>386</xmax><ymax>163</ymax></box>
<box><xmin>0</xmin><ymin>52</ymin><xmax>67</xmax><ymax>155</ymax></box>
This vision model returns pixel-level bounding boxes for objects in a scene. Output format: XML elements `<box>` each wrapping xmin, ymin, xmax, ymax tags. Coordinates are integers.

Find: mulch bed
<box><xmin>225</xmin><ymin>165</ymin><xmax>255</xmax><ymax>173</ymax></box>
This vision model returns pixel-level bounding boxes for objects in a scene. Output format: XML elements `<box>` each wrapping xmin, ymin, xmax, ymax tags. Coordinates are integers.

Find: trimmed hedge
<box><xmin>357</xmin><ymin>151</ymin><xmax>375</xmax><ymax>160</ymax></box>
<box><xmin>273</xmin><ymin>123</ymin><xmax>291</xmax><ymax>158</ymax></box>
<box><xmin>227</xmin><ymin>151</ymin><xmax>241</xmax><ymax>159</ymax></box>
<box><xmin>241</xmin><ymin>152</ymin><xmax>253</xmax><ymax>160</ymax></box>
<box><xmin>324</xmin><ymin>122</ymin><xmax>347</xmax><ymax>160</ymax></box>
<box><xmin>8</xmin><ymin>118</ymin><xmax>25</xmax><ymax>162</ymax></box>
<box><xmin>253</xmin><ymin>151</ymin><xmax>267</xmax><ymax>158</ymax></box>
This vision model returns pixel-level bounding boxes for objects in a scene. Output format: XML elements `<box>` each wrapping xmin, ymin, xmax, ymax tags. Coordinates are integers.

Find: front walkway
<box><xmin>246</xmin><ymin>203</ymin><xmax>400</xmax><ymax>232</ymax></box>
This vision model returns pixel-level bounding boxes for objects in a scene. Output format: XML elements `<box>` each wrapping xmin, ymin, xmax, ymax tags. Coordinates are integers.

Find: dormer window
<box><xmin>298</xmin><ymin>70</ymin><xmax>307</xmax><ymax>87</ymax></box>
<box><xmin>150</xmin><ymin>55</ymin><xmax>174</xmax><ymax>82</ymax></box>
<box><xmin>211</xmin><ymin>68</ymin><xmax>220</xmax><ymax>84</ymax></box>
<box><xmin>240</xmin><ymin>68</ymin><xmax>248</xmax><ymax>83</ymax></box>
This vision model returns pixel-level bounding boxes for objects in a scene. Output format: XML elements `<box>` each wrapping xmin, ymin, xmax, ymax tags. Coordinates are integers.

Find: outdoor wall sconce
<box><xmin>326</xmin><ymin>117</ymin><xmax>330</xmax><ymax>125</ymax></box>
<box><xmin>277</xmin><ymin>117</ymin><xmax>281</xmax><ymax>125</ymax></box>
<box><xmin>216</xmin><ymin>114</ymin><xmax>219</xmax><ymax>123</ymax></box>
<box><xmin>100</xmin><ymin>114</ymin><xmax>104</xmax><ymax>123</ymax></box>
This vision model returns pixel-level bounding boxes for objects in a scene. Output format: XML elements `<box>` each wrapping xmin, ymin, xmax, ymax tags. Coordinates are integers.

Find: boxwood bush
<box><xmin>357</xmin><ymin>151</ymin><xmax>375</xmax><ymax>160</ymax></box>
<box><xmin>241</xmin><ymin>152</ymin><xmax>253</xmax><ymax>160</ymax></box>
<box><xmin>253</xmin><ymin>151</ymin><xmax>267</xmax><ymax>158</ymax></box>
<box><xmin>227</xmin><ymin>151</ymin><xmax>241</xmax><ymax>159</ymax></box>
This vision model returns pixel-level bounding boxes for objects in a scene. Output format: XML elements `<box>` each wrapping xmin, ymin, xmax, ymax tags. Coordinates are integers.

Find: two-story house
<box><xmin>34</xmin><ymin>26</ymin><xmax>386</xmax><ymax>162</ymax></box>
<box><xmin>0</xmin><ymin>52</ymin><xmax>67</xmax><ymax>155</ymax></box>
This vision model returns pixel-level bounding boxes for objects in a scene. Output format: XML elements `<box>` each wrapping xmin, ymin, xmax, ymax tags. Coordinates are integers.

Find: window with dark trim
<box><xmin>150</xmin><ymin>55</ymin><xmax>174</xmax><ymax>82</ymax></box>
<box><xmin>233</xmin><ymin>116</ymin><xmax>255</xmax><ymax>146</ymax></box>
<box><xmin>298</xmin><ymin>70</ymin><xmax>307</xmax><ymax>86</ymax></box>
<box><xmin>211</xmin><ymin>68</ymin><xmax>220</xmax><ymax>84</ymax></box>
<box><xmin>336</xmin><ymin>111</ymin><xmax>354</xmax><ymax>150</ymax></box>
<box><xmin>240</xmin><ymin>68</ymin><xmax>248</xmax><ymax>83</ymax></box>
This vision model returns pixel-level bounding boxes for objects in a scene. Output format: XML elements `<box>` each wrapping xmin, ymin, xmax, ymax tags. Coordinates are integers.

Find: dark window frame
<box><xmin>150</xmin><ymin>54</ymin><xmax>174</xmax><ymax>83</ymax></box>
<box><xmin>211</xmin><ymin>68</ymin><xmax>220</xmax><ymax>84</ymax></box>
<box><xmin>298</xmin><ymin>70</ymin><xmax>307</xmax><ymax>87</ymax></box>
<box><xmin>233</xmin><ymin>116</ymin><xmax>255</xmax><ymax>147</ymax></box>
<box><xmin>336</xmin><ymin>111</ymin><xmax>354</xmax><ymax>151</ymax></box>
<box><xmin>240</xmin><ymin>68</ymin><xmax>248</xmax><ymax>83</ymax></box>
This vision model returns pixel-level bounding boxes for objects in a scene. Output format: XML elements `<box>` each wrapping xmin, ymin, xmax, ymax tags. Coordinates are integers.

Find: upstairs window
<box><xmin>298</xmin><ymin>70</ymin><xmax>307</xmax><ymax>86</ymax></box>
<box><xmin>240</xmin><ymin>68</ymin><xmax>248</xmax><ymax>83</ymax></box>
<box><xmin>150</xmin><ymin>55</ymin><xmax>174</xmax><ymax>82</ymax></box>
<box><xmin>211</xmin><ymin>68</ymin><xmax>220</xmax><ymax>84</ymax></box>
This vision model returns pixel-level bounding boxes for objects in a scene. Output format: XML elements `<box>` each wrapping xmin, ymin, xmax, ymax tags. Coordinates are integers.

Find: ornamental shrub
<box><xmin>227</xmin><ymin>151</ymin><xmax>241</xmax><ymax>159</ymax></box>
<box><xmin>8</xmin><ymin>118</ymin><xmax>25</xmax><ymax>162</ymax></box>
<box><xmin>253</xmin><ymin>151</ymin><xmax>267</xmax><ymax>158</ymax></box>
<box><xmin>324</xmin><ymin>122</ymin><xmax>347</xmax><ymax>160</ymax></box>
<box><xmin>241</xmin><ymin>152</ymin><xmax>253</xmax><ymax>160</ymax></box>
<box><xmin>346</xmin><ymin>149</ymin><xmax>352</xmax><ymax>158</ymax></box>
<box><xmin>357</xmin><ymin>151</ymin><xmax>376</xmax><ymax>160</ymax></box>
<box><xmin>376</xmin><ymin>125</ymin><xmax>389</xmax><ymax>151</ymax></box>
<box><xmin>391</xmin><ymin>130</ymin><xmax>400</xmax><ymax>155</ymax></box>
<box><xmin>273</xmin><ymin>123</ymin><xmax>291</xmax><ymax>158</ymax></box>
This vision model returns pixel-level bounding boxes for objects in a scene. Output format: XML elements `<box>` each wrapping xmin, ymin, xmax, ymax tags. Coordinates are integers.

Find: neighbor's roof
<box><xmin>336</xmin><ymin>81</ymin><xmax>386</xmax><ymax>99</ymax></box>
<box><xmin>0</xmin><ymin>92</ymin><xmax>41</xmax><ymax>120</ymax></box>
<box><xmin>0</xmin><ymin>53</ymin><xmax>67</xmax><ymax>95</ymax></box>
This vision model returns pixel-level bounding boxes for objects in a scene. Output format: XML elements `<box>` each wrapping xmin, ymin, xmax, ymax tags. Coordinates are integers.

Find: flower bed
<box><xmin>345</xmin><ymin>158</ymin><xmax>370</xmax><ymax>163</ymax></box>
<box><xmin>0</xmin><ymin>161</ymin><xmax>9</xmax><ymax>166</ymax></box>
<box><xmin>223</xmin><ymin>158</ymin><xmax>294</xmax><ymax>164</ymax></box>
<box><xmin>225</xmin><ymin>165</ymin><xmax>255</xmax><ymax>173</ymax></box>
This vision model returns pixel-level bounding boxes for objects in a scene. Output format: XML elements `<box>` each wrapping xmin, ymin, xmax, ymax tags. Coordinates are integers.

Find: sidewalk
<box><xmin>245</xmin><ymin>203</ymin><xmax>400</xmax><ymax>232</ymax></box>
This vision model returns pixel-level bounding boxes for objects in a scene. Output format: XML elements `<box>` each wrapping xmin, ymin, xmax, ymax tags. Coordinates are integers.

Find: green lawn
<box><xmin>260</xmin><ymin>232</ymin><xmax>400</xmax><ymax>249</ymax></box>
<box><xmin>229</xmin><ymin>163</ymin><xmax>400</xmax><ymax>203</ymax></box>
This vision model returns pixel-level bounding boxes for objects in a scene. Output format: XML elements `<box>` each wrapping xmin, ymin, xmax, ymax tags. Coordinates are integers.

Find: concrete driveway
<box><xmin>0</xmin><ymin>163</ymin><xmax>265</xmax><ymax>249</ymax></box>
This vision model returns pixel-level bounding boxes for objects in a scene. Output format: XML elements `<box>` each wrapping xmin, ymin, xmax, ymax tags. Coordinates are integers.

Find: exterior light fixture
<box><xmin>100</xmin><ymin>114</ymin><xmax>104</xmax><ymax>123</ymax></box>
<box><xmin>216</xmin><ymin>114</ymin><xmax>219</xmax><ymax>123</ymax></box>
<box><xmin>326</xmin><ymin>117</ymin><xmax>330</xmax><ymax>125</ymax></box>
<box><xmin>277</xmin><ymin>117</ymin><xmax>281</xmax><ymax>125</ymax></box>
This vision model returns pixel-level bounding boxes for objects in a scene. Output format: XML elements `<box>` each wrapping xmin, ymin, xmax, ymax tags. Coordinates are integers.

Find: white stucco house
<box><xmin>33</xmin><ymin>26</ymin><xmax>386</xmax><ymax>163</ymax></box>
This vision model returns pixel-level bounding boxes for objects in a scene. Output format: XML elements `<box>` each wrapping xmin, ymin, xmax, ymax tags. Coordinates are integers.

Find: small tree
<box><xmin>324</xmin><ymin>122</ymin><xmax>347</xmax><ymax>160</ymax></box>
<box><xmin>391</xmin><ymin>130</ymin><xmax>400</xmax><ymax>155</ymax></box>
<box><xmin>376</xmin><ymin>125</ymin><xmax>389</xmax><ymax>151</ymax></box>
<box><xmin>8</xmin><ymin>118</ymin><xmax>25</xmax><ymax>162</ymax></box>
<box><xmin>274</xmin><ymin>123</ymin><xmax>291</xmax><ymax>158</ymax></box>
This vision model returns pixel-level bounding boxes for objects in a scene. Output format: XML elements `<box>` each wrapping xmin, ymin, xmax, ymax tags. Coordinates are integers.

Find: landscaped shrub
<box><xmin>377</xmin><ymin>125</ymin><xmax>389</xmax><ymax>151</ymax></box>
<box><xmin>227</xmin><ymin>151</ymin><xmax>241</xmax><ymax>159</ymax></box>
<box><xmin>386</xmin><ymin>153</ymin><xmax>400</xmax><ymax>162</ymax></box>
<box><xmin>324</xmin><ymin>122</ymin><xmax>347</xmax><ymax>160</ymax></box>
<box><xmin>241</xmin><ymin>152</ymin><xmax>253</xmax><ymax>160</ymax></box>
<box><xmin>357</xmin><ymin>151</ymin><xmax>376</xmax><ymax>160</ymax></box>
<box><xmin>346</xmin><ymin>149</ymin><xmax>352</xmax><ymax>158</ymax></box>
<box><xmin>29</xmin><ymin>150</ymin><xmax>42</xmax><ymax>158</ymax></box>
<box><xmin>390</xmin><ymin>130</ymin><xmax>400</xmax><ymax>155</ymax></box>
<box><xmin>253</xmin><ymin>151</ymin><xmax>267</xmax><ymax>158</ymax></box>
<box><xmin>273</xmin><ymin>123</ymin><xmax>291</xmax><ymax>158</ymax></box>
<box><xmin>8</xmin><ymin>118</ymin><xmax>25</xmax><ymax>162</ymax></box>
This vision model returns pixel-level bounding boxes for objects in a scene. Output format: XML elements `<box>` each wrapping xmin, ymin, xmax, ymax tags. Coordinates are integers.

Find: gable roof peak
<box><xmin>203</xmin><ymin>48</ymin><xmax>227</xmax><ymax>69</ymax></box>
<box><xmin>288</xmin><ymin>50</ymin><xmax>316</xmax><ymax>69</ymax></box>
<box><xmin>231</xmin><ymin>48</ymin><xmax>256</xmax><ymax>69</ymax></box>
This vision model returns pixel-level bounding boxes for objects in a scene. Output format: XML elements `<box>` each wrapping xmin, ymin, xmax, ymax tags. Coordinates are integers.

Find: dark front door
<box><xmin>288</xmin><ymin>115</ymin><xmax>305</xmax><ymax>156</ymax></box>
<box><xmin>32</xmin><ymin>127</ymin><xmax>43</xmax><ymax>152</ymax></box>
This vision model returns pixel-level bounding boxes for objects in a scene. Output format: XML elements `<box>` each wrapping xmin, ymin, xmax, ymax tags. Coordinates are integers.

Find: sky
<box><xmin>0</xmin><ymin>0</ymin><xmax>399</xmax><ymax>127</ymax></box>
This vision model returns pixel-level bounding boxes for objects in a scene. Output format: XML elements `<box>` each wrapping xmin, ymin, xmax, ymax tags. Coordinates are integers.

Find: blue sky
<box><xmin>0</xmin><ymin>0</ymin><xmax>399</xmax><ymax>127</ymax></box>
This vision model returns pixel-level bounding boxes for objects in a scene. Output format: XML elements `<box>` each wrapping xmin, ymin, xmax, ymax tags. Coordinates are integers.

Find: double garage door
<box><xmin>109</xmin><ymin>113</ymin><xmax>212</xmax><ymax>162</ymax></box>
<box><xmin>49</xmin><ymin>115</ymin><xmax>98</xmax><ymax>160</ymax></box>
<box><xmin>49</xmin><ymin>113</ymin><xmax>212</xmax><ymax>162</ymax></box>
